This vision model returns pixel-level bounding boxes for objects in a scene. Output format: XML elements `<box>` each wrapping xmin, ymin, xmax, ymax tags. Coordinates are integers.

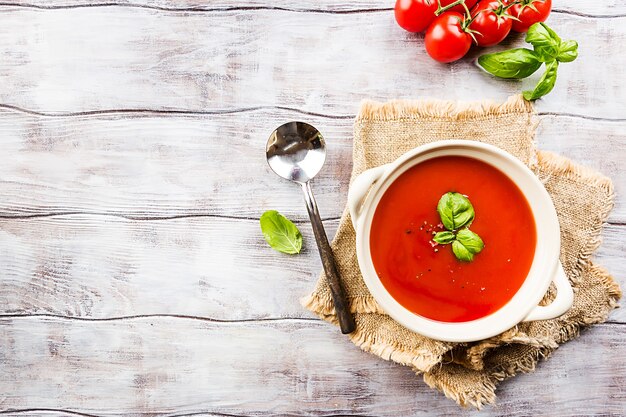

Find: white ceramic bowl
<box><xmin>348</xmin><ymin>140</ymin><xmax>573</xmax><ymax>342</ymax></box>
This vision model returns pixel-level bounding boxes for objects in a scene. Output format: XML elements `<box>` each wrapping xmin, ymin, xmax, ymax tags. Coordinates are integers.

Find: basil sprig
<box><xmin>260</xmin><ymin>210</ymin><xmax>303</xmax><ymax>254</ymax></box>
<box><xmin>433</xmin><ymin>192</ymin><xmax>484</xmax><ymax>262</ymax></box>
<box><xmin>478</xmin><ymin>22</ymin><xmax>578</xmax><ymax>100</ymax></box>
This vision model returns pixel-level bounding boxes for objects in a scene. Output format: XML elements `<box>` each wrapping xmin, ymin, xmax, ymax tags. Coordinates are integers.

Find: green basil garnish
<box><xmin>260</xmin><ymin>210</ymin><xmax>303</xmax><ymax>254</ymax></box>
<box><xmin>477</xmin><ymin>48</ymin><xmax>542</xmax><ymax>79</ymax></box>
<box><xmin>433</xmin><ymin>231</ymin><xmax>456</xmax><ymax>245</ymax></box>
<box><xmin>436</xmin><ymin>192</ymin><xmax>475</xmax><ymax>231</ymax></box>
<box><xmin>433</xmin><ymin>192</ymin><xmax>484</xmax><ymax>262</ymax></box>
<box><xmin>452</xmin><ymin>240</ymin><xmax>475</xmax><ymax>262</ymax></box>
<box><xmin>456</xmin><ymin>228</ymin><xmax>484</xmax><ymax>254</ymax></box>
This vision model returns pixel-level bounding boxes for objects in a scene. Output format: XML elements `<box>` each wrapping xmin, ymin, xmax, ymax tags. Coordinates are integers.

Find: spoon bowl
<box><xmin>266</xmin><ymin>122</ymin><xmax>326</xmax><ymax>184</ymax></box>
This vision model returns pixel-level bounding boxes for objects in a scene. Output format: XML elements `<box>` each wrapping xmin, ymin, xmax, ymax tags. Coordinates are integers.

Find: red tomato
<box><xmin>509</xmin><ymin>0</ymin><xmax>551</xmax><ymax>32</ymax></box>
<box><xmin>440</xmin><ymin>0</ymin><xmax>478</xmax><ymax>14</ymax></box>
<box><xmin>469</xmin><ymin>0</ymin><xmax>513</xmax><ymax>47</ymax></box>
<box><xmin>425</xmin><ymin>12</ymin><xmax>473</xmax><ymax>63</ymax></box>
<box><xmin>394</xmin><ymin>0</ymin><xmax>438</xmax><ymax>33</ymax></box>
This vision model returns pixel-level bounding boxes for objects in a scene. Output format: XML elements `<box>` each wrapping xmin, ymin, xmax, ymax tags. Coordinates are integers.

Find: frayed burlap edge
<box><xmin>349</xmin><ymin>326</ymin><xmax>443</xmax><ymax>371</ymax></box>
<box><xmin>355</xmin><ymin>94</ymin><xmax>540</xmax><ymax>172</ymax></box>
<box><xmin>302</xmin><ymin>308</ymin><xmax>445</xmax><ymax>371</ymax></box>
<box><xmin>300</xmin><ymin>292</ymin><xmax>384</xmax><ymax>316</ymax></box>
<box><xmin>461</xmin><ymin>328</ymin><xmax>559</xmax><ymax>372</ymax></box>
<box><xmin>357</xmin><ymin>94</ymin><xmax>533</xmax><ymax>122</ymax></box>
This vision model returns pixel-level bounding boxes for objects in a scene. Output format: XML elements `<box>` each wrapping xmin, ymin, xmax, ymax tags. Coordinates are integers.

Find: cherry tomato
<box><xmin>425</xmin><ymin>12</ymin><xmax>473</xmax><ymax>63</ymax></box>
<box><xmin>509</xmin><ymin>0</ymin><xmax>551</xmax><ymax>33</ymax></box>
<box><xmin>394</xmin><ymin>0</ymin><xmax>438</xmax><ymax>33</ymax></box>
<box><xmin>469</xmin><ymin>0</ymin><xmax>513</xmax><ymax>47</ymax></box>
<box><xmin>440</xmin><ymin>0</ymin><xmax>479</xmax><ymax>14</ymax></box>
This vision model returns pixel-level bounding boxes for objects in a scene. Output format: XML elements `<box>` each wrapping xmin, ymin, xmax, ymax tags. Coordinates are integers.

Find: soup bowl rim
<box><xmin>348</xmin><ymin>140</ymin><xmax>573</xmax><ymax>342</ymax></box>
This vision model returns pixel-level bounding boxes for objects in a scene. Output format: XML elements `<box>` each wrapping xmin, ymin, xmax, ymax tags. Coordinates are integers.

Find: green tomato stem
<box><xmin>435</xmin><ymin>0</ymin><xmax>465</xmax><ymax>16</ymax></box>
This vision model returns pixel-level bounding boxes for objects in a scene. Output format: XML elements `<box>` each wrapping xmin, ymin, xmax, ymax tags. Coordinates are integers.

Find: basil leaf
<box><xmin>260</xmin><ymin>210</ymin><xmax>302</xmax><ymax>254</ymax></box>
<box><xmin>437</xmin><ymin>192</ymin><xmax>475</xmax><ymax>231</ymax></box>
<box><xmin>433</xmin><ymin>231</ymin><xmax>456</xmax><ymax>245</ymax></box>
<box><xmin>523</xmin><ymin>60</ymin><xmax>559</xmax><ymax>101</ymax></box>
<box><xmin>533</xmin><ymin>22</ymin><xmax>561</xmax><ymax>43</ymax></box>
<box><xmin>526</xmin><ymin>23</ymin><xmax>560</xmax><ymax>62</ymax></box>
<box><xmin>557</xmin><ymin>40</ymin><xmax>578</xmax><ymax>63</ymax></box>
<box><xmin>545</xmin><ymin>24</ymin><xmax>562</xmax><ymax>44</ymax></box>
<box><xmin>456</xmin><ymin>228</ymin><xmax>484</xmax><ymax>254</ymax></box>
<box><xmin>478</xmin><ymin>48</ymin><xmax>542</xmax><ymax>79</ymax></box>
<box><xmin>452</xmin><ymin>240</ymin><xmax>474</xmax><ymax>262</ymax></box>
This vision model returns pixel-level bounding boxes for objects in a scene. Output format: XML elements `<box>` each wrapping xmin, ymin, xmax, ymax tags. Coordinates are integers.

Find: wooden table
<box><xmin>0</xmin><ymin>1</ymin><xmax>624</xmax><ymax>416</ymax></box>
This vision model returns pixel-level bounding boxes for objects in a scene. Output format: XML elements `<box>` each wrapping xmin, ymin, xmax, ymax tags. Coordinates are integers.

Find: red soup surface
<box><xmin>370</xmin><ymin>156</ymin><xmax>537</xmax><ymax>322</ymax></box>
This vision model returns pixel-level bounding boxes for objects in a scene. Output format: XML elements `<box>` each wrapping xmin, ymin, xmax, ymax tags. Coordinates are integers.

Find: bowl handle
<box><xmin>348</xmin><ymin>164</ymin><xmax>390</xmax><ymax>229</ymax></box>
<box><xmin>523</xmin><ymin>262</ymin><xmax>574</xmax><ymax>322</ymax></box>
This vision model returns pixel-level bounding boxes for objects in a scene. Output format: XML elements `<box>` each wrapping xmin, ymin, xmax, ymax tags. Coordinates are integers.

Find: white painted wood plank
<box><xmin>0</xmin><ymin>317</ymin><xmax>624</xmax><ymax>416</ymax></box>
<box><xmin>0</xmin><ymin>110</ymin><xmax>623</xmax><ymax>222</ymax></box>
<box><xmin>0</xmin><ymin>215</ymin><xmax>337</xmax><ymax>320</ymax></box>
<box><xmin>0</xmin><ymin>8</ymin><xmax>623</xmax><ymax>118</ymax></box>
<box><xmin>0</xmin><ymin>109</ymin><xmax>354</xmax><ymax>221</ymax></box>
<box><xmin>1</xmin><ymin>0</ymin><xmax>624</xmax><ymax>16</ymax></box>
<box><xmin>0</xmin><ymin>216</ymin><xmax>622</xmax><ymax>321</ymax></box>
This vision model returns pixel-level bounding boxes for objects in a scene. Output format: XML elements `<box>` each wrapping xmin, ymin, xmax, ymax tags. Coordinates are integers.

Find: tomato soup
<box><xmin>370</xmin><ymin>156</ymin><xmax>536</xmax><ymax>322</ymax></box>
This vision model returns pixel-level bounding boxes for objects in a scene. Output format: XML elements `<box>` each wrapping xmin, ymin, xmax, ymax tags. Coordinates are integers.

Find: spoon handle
<box><xmin>301</xmin><ymin>182</ymin><xmax>356</xmax><ymax>334</ymax></box>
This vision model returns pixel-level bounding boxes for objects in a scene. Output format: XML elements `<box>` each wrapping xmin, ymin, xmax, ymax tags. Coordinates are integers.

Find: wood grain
<box><xmin>0</xmin><ymin>215</ymin><xmax>337</xmax><ymax>320</ymax></box>
<box><xmin>0</xmin><ymin>8</ymin><xmax>623</xmax><ymax>119</ymax></box>
<box><xmin>1</xmin><ymin>0</ymin><xmax>625</xmax><ymax>16</ymax></box>
<box><xmin>0</xmin><ymin>215</ymin><xmax>622</xmax><ymax>321</ymax></box>
<box><xmin>0</xmin><ymin>109</ymin><xmax>623</xmax><ymax>222</ymax></box>
<box><xmin>0</xmin><ymin>317</ymin><xmax>624</xmax><ymax>417</ymax></box>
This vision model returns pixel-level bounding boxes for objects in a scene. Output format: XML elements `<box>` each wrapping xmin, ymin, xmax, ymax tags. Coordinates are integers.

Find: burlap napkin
<box><xmin>301</xmin><ymin>95</ymin><xmax>621</xmax><ymax>408</ymax></box>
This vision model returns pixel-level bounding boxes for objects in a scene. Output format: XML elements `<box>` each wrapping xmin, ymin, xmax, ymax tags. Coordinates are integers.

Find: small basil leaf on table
<box><xmin>452</xmin><ymin>240</ymin><xmax>474</xmax><ymax>262</ymax></box>
<box><xmin>523</xmin><ymin>60</ymin><xmax>559</xmax><ymax>101</ymax></box>
<box><xmin>437</xmin><ymin>192</ymin><xmax>475</xmax><ymax>231</ymax></box>
<box><xmin>477</xmin><ymin>48</ymin><xmax>543</xmax><ymax>79</ymax></box>
<box><xmin>556</xmin><ymin>40</ymin><xmax>579</xmax><ymax>63</ymax></box>
<box><xmin>260</xmin><ymin>210</ymin><xmax>303</xmax><ymax>254</ymax></box>
<box><xmin>456</xmin><ymin>228</ymin><xmax>484</xmax><ymax>254</ymax></box>
<box><xmin>525</xmin><ymin>22</ymin><xmax>560</xmax><ymax>61</ymax></box>
<box><xmin>433</xmin><ymin>231</ymin><xmax>456</xmax><ymax>245</ymax></box>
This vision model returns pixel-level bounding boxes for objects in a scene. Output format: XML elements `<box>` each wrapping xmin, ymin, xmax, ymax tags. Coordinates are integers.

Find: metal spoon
<box><xmin>266</xmin><ymin>121</ymin><xmax>356</xmax><ymax>334</ymax></box>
